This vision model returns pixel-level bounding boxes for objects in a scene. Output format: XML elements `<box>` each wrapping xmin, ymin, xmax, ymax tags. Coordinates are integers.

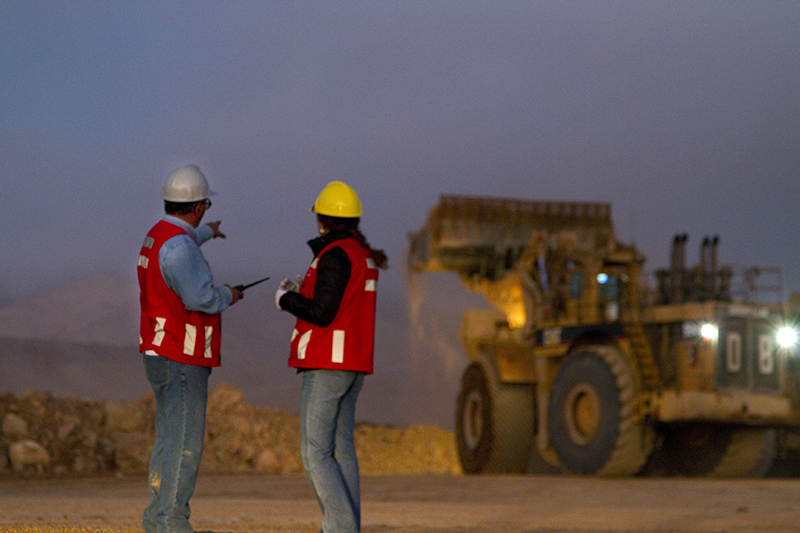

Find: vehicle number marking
<box><xmin>758</xmin><ymin>334</ymin><xmax>774</xmax><ymax>375</ymax></box>
<box><xmin>726</xmin><ymin>332</ymin><xmax>742</xmax><ymax>372</ymax></box>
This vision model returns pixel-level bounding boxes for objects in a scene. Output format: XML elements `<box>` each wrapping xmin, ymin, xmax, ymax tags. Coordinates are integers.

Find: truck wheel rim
<box><xmin>462</xmin><ymin>390</ymin><xmax>484</xmax><ymax>450</ymax></box>
<box><xmin>565</xmin><ymin>383</ymin><xmax>601</xmax><ymax>445</ymax></box>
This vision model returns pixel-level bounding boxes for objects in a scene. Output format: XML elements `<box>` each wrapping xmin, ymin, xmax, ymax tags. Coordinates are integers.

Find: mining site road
<box><xmin>1</xmin><ymin>473</ymin><xmax>800</xmax><ymax>533</ymax></box>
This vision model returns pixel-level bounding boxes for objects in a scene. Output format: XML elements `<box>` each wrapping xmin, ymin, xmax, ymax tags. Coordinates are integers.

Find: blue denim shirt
<box><xmin>158</xmin><ymin>215</ymin><xmax>232</xmax><ymax>314</ymax></box>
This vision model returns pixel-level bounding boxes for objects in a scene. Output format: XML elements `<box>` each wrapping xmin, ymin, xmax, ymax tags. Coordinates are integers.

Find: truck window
<box><xmin>570</xmin><ymin>272</ymin><xmax>583</xmax><ymax>299</ymax></box>
<box><xmin>599</xmin><ymin>273</ymin><xmax>620</xmax><ymax>301</ymax></box>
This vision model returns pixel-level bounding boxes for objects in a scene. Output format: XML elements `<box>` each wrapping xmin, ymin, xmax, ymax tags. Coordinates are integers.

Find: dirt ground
<box><xmin>2</xmin><ymin>473</ymin><xmax>800</xmax><ymax>533</ymax></box>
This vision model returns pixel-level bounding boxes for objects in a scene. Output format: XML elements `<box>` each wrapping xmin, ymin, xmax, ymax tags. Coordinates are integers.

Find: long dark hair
<box><xmin>317</xmin><ymin>214</ymin><xmax>388</xmax><ymax>269</ymax></box>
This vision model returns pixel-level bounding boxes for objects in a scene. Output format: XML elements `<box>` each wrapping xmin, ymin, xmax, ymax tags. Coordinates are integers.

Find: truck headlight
<box><xmin>701</xmin><ymin>323</ymin><xmax>718</xmax><ymax>342</ymax></box>
<box><xmin>777</xmin><ymin>327</ymin><xmax>799</xmax><ymax>348</ymax></box>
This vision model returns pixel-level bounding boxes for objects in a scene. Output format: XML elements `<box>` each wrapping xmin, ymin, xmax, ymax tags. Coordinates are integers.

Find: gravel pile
<box><xmin>0</xmin><ymin>382</ymin><xmax>461</xmax><ymax>477</ymax></box>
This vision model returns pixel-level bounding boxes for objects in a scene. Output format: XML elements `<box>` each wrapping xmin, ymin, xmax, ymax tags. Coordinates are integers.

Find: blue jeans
<box><xmin>300</xmin><ymin>369</ymin><xmax>365</xmax><ymax>533</ymax></box>
<box><xmin>142</xmin><ymin>354</ymin><xmax>211</xmax><ymax>533</ymax></box>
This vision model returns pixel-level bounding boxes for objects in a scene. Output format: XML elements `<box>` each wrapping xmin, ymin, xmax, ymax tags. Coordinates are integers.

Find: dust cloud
<box><xmin>404</xmin><ymin>267</ymin><xmax>489</xmax><ymax>429</ymax></box>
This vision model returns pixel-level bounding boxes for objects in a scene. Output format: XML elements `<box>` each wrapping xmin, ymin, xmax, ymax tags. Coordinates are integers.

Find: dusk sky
<box><xmin>2</xmin><ymin>1</ymin><xmax>799</xmax><ymax>308</ymax></box>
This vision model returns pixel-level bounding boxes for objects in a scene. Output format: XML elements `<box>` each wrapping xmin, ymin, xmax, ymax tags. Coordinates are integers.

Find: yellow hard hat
<box><xmin>312</xmin><ymin>181</ymin><xmax>362</xmax><ymax>218</ymax></box>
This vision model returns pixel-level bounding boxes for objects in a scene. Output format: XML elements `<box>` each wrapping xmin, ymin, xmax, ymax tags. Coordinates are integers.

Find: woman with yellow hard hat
<box><xmin>275</xmin><ymin>181</ymin><xmax>387</xmax><ymax>533</ymax></box>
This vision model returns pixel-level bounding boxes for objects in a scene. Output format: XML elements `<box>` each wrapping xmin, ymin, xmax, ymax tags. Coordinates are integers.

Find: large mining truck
<box><xmin>408</xmin><ymin>195</ymin><xmax>800</xmax><ymax>477</ymax></box>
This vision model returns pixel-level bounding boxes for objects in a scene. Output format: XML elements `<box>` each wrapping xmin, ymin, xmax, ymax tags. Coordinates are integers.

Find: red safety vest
<box><xmin>138</xmin><ymin>220</ymin><xmax>222</xmax><ymax>367</ymax></box>
<box><xmin>289</xmin><ymin>238</ymin><xmax>378</xmax><ymax>374</ymax></box>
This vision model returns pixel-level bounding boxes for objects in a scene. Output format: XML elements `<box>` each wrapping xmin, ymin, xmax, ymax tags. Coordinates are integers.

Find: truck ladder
<box><xmin>622</xmin><ymin>321</ymin><xmax>660</xmax><ymax>391</ymax></box>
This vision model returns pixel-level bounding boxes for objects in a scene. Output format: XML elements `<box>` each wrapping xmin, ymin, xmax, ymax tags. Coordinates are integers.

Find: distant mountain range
<box><xmin>0</xmin><ymin>272</ymin><xmax>469</xmax><ymax>428</ymax></box>
<box><xmin>0</xmin><ymin>272</ymin><xmax>139</xmax><ymax>346</ymax></box>
<box><xmin>0</xmin><ymin>336</ymin><xmax>148</xmax><ymax>401</ymax></box>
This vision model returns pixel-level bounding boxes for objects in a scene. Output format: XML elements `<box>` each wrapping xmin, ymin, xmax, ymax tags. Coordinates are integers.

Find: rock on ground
<box><xmin>0</xmin><ymin>382</ymin><xmax>461</xmax><ymax>478</ymax></box>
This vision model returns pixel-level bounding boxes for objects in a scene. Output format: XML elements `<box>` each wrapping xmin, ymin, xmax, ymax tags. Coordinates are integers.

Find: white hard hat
<box><xmin>162</xmin><ymin>164</ymin><xmax>216</xmax><ymax>202</ymax></box>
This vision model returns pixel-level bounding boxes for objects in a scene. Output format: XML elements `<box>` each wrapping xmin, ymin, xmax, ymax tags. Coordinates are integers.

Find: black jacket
<box><xmin>279</xmin><ymin>231</ymin><xmax>352</xmax><ymax>327</ymax></box>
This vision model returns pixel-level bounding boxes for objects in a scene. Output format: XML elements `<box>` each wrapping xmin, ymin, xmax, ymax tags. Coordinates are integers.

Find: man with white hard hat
<box><xmin>137</xmin><ymin>164</ymin><xmax>243</xmax><ymax>533</ymax></box>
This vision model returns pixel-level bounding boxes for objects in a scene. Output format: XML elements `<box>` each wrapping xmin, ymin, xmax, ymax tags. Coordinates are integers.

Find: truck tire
<box><xmin>456</xmin><ymin>355</ymin><xmax>534</xmax><ymax>474</ymax></box>
<box><xmin>548</xmin><ymin>345</ymin><xmax>654</xmax><ymax>476</ymax></box>
<box><xmin>642</xmin><ymin>424</ymin><xmax>777</xmax><ymax>477</ymax></box>
<box><xmin>710</xmin><ymin>428</ymin><xmax>777</xmax><ymax>477</ymax></box>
